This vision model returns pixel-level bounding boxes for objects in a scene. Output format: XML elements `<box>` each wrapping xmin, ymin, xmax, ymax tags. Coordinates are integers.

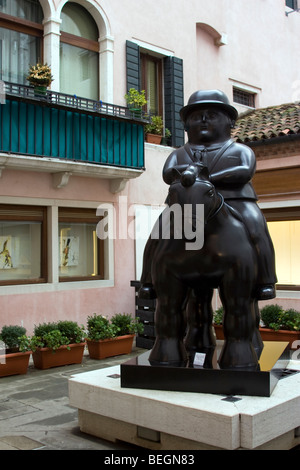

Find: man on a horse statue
<box><xmin>140</xmin><ymin>90</ymin><xmax>277</xmax><ymax>370</ymax></box>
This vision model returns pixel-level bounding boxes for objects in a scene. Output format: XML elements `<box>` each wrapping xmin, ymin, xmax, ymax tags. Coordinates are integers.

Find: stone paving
<box><xmin>0</xmin><ymin>348</ymin><xmax>144</xmax><ymax>450</ymax></box>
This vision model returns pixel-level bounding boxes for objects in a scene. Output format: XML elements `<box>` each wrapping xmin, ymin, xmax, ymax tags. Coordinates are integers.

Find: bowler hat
<box><xmin>180</xmin><ymin>90</ymin><xmax>238</xmax><ymax>122</ymax></box>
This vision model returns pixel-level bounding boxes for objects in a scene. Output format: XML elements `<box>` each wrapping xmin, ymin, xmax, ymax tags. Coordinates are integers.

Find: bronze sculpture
<box><xmin>139</xmin><ymin>90</ymin><xmax>277</xmax><ymax>370</ymax></box>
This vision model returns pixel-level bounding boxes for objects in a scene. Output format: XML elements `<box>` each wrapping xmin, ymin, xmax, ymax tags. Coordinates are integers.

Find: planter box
<box><xmin>259</xmin><ymin>328</ymin><xmax>300</xmax><ymax>349</ymax></box>
<box><xmin>214</xmin><ymin>324</ymin><xmax>300</xmax><ymax>349</ymax></box>
<box><xmin>86</xmin><ymin>335</ymin><xmax>134</xmax><ymax>360</ymax></box>
<box><xmin>146</xmin><ymin>133</ymin><xmax>162</xmax><ymax>145</ymax></box>
<box><xmin>0</xmin><ymin>351</ymin><xmax>31</xmax><ymax>377</ymax></box>
<box><xmin>32</xmin><ymin>342</ymin><xmax>86</xmax><ymax>370</ymax></box>
<box><xmin>214</xmin><ymin>324</ymin><xmax>224</xmax><ymax>340</ymax></box>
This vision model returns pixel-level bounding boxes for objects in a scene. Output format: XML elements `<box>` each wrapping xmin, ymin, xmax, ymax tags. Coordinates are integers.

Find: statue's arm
<box><xmin>162</xmin><ymin>151</ymin><xmax>190</xmax><ymax>184</ymax></box>
<box><xmin>210</xmin><ymin>146</ymin><xmax>256</xmax><ymax>185</ymax></box>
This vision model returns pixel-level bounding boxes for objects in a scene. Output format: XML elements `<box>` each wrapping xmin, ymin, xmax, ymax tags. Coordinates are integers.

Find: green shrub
<box><xmin>260</xmin><ymin>304</ymin><xmax>284</xmax><ymax>329</ymax></box>
<box><xmin>86</xmin><ymin>314</ymin><xmax>119</xmax><ymax>340</ymax></box>
<box><xmin>33</xmin><ymin>322</ymin><xmax>58</xmax><ymax>337</ymax></box>
<box><xmin>111</xmin><ymin>313</ymin><xmax>144</xmax><ymax>336</ymax></box>
<box><xmin>57</xmin><ymin>321</ymin><xmax>85</xmax><ymax>343</ymax></box>
<box><xmin>0</xmin><ymin>325</ymin><xmax>27</xmax><ymax>349</ymax></box>
<box><xmin>213</xmin><ymin>307</ymin><xmax>224</xmax><ymax>325</ymax></box>
<box><xmin>30</xmin><ymin>330</ymin><xmax>69</xmax><ymax>351</ymax></box>
<box><xmin>31</xmin><ymin>320</ymin><xmax>85</xmax><ymax>351</ymax></box>
<box><xmin>279</xmin><ymin>308</ymin><xmax>300</xmax><ymax>331</ymax></box>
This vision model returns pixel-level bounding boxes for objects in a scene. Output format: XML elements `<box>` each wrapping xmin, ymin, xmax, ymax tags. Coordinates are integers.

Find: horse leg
<box><xmin>138</xmin><ymin>234</ymin><xmax>158</xmax><ymax>299</ymax></box>
<box><xmin>149</xmin><ymin>274</ymin><xmax>188</xmax><ymax>367</ymax></box>
<box><xmin>252</xmin><ymin>299</ymin><xmax>264</xmax><ymax>359</ymax></box>
<box><xmin>218</xmin><ymin>278</ymin><xmax>258</xmax><ymax>370</ymax></box>
<box><xmin>184</xmin><ymin>287</ymin><xmax>216</xmax><ymax>363</ymax></box>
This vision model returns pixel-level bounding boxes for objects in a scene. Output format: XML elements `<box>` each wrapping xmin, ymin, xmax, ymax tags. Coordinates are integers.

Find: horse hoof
<box><xmin>149</xmin><ymin>359</ymin><xmax>188</xmax><ymax>367</ymax></box>
<box><xmin>149</xmin><ymin>338</ymin><xmax>188</xmax><ymax>367</ymax></box>
<box><xmin>138</xmin><ymin>284</ymin><xmax>157</xmax><ymax>299</ymax></box>
<box><xmin>256</xmin><ymin>285</ymin><xmax>276</xmax><ymax>300</ymax></box>
<box><xmin>218</xmin><ymin>340</ymin><xmax>258</xmax><ymax>370</ymax></box>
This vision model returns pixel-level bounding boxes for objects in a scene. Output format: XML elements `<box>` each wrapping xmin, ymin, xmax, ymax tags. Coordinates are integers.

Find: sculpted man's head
<box><xmin>180</xmin><ymin>90</ymin><xmax>238</xmax><ymax>146</ymax></box>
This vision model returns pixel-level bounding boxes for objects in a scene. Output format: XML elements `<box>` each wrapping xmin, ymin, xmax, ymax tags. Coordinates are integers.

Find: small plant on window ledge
<box><xmin>145</xmin><ymin>115</ymin><xmax>164</xmax><ymax>136</ymax></box>
<box><xmin>145</xmin><ymin>115</ymin><xmax>166</xmax><ymax>144</ymax></box>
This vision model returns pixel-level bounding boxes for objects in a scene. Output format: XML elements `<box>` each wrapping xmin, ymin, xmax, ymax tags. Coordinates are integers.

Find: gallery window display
<box><xmin>0</xmin><ymin>204</ymin><xmax>47</xmax><ymax>285</ymax></box>
<box><xmin>58</xmin><ymin>207</ymin><xmax>104</xmax><ymax>282</ymax></box>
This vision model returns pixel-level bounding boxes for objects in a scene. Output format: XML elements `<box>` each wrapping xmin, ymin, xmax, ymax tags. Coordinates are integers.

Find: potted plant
<box><xmin>145</xmin><ymin>115</ymin><xmax>164</xmax><ymax>144</ymax></box>
<box><xmin>125</xmin><ymin>88</ymin><xmax>147</xmax><ymax>118</ymax></box>
<box><xmin>213</xmin><ymin>304</ymin><xmax>300</xmax><ymax>349</ymax></box>
<box><xmin>0</xmin><ymin>325</ymin><xmax>31</xmax><ymax>377</ymax></box>
<box><xmin>30</xmin><ymin>321</ymin><xmax>86</xmax><ymax>369</ymax></box>
<box><xmin>86</xmin><ymin>313</ymin><xmax>143</xmax><ymax>359</ymax></box>
<box><xmin>161</xmin><ymin>127</ymin><xmax>172</xmax><ymax>146</ymax></box>
<box><xmin>260</xmin><ymin>304</ymin><xmax>300</xmax><ymax>348</ymax></box>
<box><xmin>26</xmin><ymin>62</ymin><xmax>53</xmax><ymax>96</ymax></box>
<box><xmin>213</xmin><ymin>307</ymin><xmax>224</xmax><ymax>340</ymax></box>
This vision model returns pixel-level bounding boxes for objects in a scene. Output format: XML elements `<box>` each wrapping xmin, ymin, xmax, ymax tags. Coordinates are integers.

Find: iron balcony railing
<box><xmin>0</xmin><ymin>82</ymin><xmax>146</xmax><ymax>169</ymax></box>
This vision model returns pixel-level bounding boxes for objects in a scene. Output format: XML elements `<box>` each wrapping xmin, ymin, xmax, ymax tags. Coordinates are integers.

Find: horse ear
<box><xmin>198</xmin><ymin>164</ymin><xmax>209</xmax><ymax>180</ymax></box>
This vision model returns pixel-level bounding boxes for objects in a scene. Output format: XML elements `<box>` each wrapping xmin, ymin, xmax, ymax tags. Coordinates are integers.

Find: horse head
<box><xmin>168</xmin><ymin>164</ymin><xmax>223</xmax><ymax>225</ymax></box>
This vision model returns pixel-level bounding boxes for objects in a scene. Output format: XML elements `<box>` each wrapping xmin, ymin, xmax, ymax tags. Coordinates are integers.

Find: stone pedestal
<box><xmin>121</xmin><ymin>341</ymin><xmax>290</xmax><ymax>397</ymax></box>
<box><xmin>69</xmin><ymin>350</ymin><xmax>300</xmax><ymax>450</ymax></box>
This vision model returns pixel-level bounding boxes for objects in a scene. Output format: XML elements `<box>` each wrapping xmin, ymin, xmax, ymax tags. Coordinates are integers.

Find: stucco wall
<box><xmin>0</xmin><ymin>144</ymin><xmax>170</xmax><ymax>334</ymax></box>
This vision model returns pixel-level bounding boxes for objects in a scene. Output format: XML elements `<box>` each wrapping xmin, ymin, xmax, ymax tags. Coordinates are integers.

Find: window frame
<box><xmin>233</xmin><ymin>87</ymin><xmax>256</xmax><ymax>108</ymax></box>
<box><xmin>58</xmin><ymin>207</ymin><xmax>104</xmax><ymax>283</ymax></box>
<box><xmin>60</xmin><ymin>31</ymin><xmax>99</xmax><ymax>53</ymax></box>
<box><xmin>0</xmin><ymin>12</ymin><xmax>43</xmax><ymax>37</ymax></box>
<box><xmin>0</xmin><ymin>10</ymin><xmax>44</xmax><ymax>84</ymax></box>
<box><xmin>0</xmin><ymin>204</ymin><xmax>47</xmax><ymax>286</ymax></box>
<box><xmin>263</xmin><ymin>207</ymin><xmax>300</xmax><ymax>291</ymax></box>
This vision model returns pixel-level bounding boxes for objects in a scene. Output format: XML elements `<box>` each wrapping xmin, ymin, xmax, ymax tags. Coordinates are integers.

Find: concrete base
<box><xmin>69</xmin><ymin>357</ymin><xmax>300</xmax><ymax>450</ymax></box>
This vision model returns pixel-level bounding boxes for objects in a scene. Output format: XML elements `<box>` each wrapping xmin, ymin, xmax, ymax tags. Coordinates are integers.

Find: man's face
<box><xmin>185</xmin><ymin>107</ymin><xmax>233</xmax><ymax>145</ymax></box>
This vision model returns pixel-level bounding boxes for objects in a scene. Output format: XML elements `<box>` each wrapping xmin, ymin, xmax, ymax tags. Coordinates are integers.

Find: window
<box><xmin>0</xmin><ymin>204</ymin><xmax>47</xmax><ymax>285</ymax></box>
<box><xmin>60</xmin><ymin>3</ymin><xmax>99</xmax><ymax>100</ymax></box>
<box><xmin>0</xmin><ymin>0</ymin><xmax>43</xmax><ymax>84</ymax></box>
<box><xmin>58</xmin><ymin>208</ymin><xmax>104</xmax><ymax>282</ymax></box>
<box><xmin>264</xmin><ymin>207</ymin><xmax>300</xmax><ymax>289</ymax></box>
<box><xmin>286</xmin><ymin>0</ymin><xmax>298</xmax><ymax>10</ymax></box>
<box><xmin>141</xmin><ymin>53</ymin><xmax>163</xmax><ymax>115</ymax></box>
<box><xmin>126</xmin><ymin>41</ymin><xmax>184</xmax><ymax>147</ymax></box>
<box><xmin>233</xmin><ymin>87</ymin><xmax>256</xmax><ymax>108</ymax></box>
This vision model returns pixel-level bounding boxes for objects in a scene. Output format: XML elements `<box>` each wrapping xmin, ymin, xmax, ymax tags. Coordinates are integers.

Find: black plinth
<box><xmin>121</xmin><ymin>341</ymin><xmax>290</xmax><ymax>397</ymax></box>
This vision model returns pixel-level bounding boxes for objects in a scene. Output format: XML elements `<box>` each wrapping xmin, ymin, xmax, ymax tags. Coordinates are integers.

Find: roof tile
<box><xmin>232</xmin><ymin>102</ymin><xmax>300</xmax><ymax>143</ymax></box>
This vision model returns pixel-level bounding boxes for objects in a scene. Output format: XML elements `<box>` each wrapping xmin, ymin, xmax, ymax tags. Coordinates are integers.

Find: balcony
<box><xmin>0</xmin><ymin>82</ymin><xmax>146</xmax><ymax>192</ymax></box>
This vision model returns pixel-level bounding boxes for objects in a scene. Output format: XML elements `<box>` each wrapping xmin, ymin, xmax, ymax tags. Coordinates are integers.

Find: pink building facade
<box><xmin>0</xmin><ymin>0</ymin><xmax>299</xmax><ymax>333</ymax></box>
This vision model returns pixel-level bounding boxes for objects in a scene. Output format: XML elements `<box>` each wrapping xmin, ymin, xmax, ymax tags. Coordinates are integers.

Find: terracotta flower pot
<box><xmin>259</xmin><ymin>328</ymin><xmax>300</xmax><ymax>349</ymax></box>
<box><xmin>146</xmin><ymin>133</ymin><xmax>162</xmax><ymax>145</ymax></box>
<box><xmin>214</xmin><ymin>324</ymin><xmax>300</xmax><ymax>349</ymax></box>
<box><xmin>32</xmin><ymin>342</ymin><xmax>86</xmax><ymax>370</ymax></box>
<box><xmin>0</xmin><ymin>351</ymin><xmax>31</xmax><ymax>377</ymax></box>
<box><xmin>86</xmin><ymin>335</ymin><xmax>134</xmax><ymax>359</ymax></box>
<box><xmin>213</xmin><ymin>324</ymin><xmax>224</xmax><ymax>340</ymax></box>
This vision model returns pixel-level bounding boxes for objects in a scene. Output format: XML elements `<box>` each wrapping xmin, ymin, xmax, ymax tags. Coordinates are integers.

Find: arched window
<box><xmin>0</xmin><ymin>0</ymin><xmax>43</xmax><ymax>84</ymax></box>
<box><xmin>60</xmin><ymin>2</ymin><xmax>99</xmax><ymax>100</ymax></box>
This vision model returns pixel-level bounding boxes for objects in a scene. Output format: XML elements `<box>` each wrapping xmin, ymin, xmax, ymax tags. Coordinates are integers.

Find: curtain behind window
<box><xmin>60</xmin><ymin>3</ymin><xmax>99</xmax><ymax>100</ymax></box>
<box><xmin>0</xmin><ymin>0</ymin><xmax>43</xmax><ymax>22</ymax></box>
<box><xmin>60</xmin><ymin>43</ymin><xmax>99</xmax><ymax>100</ymax></box>
<box><xmin>0</xmin><ymin>0</ymin><xmax>42</xmax><ymax>84</ymax></box>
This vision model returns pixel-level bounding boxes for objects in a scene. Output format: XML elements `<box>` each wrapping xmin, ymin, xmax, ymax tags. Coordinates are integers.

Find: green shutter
<box><xmin>126</xmin><ymin>41</ymin><xmax>141</xmax><ymax>92</ymax></box>
<box><xmin>164</xmin><ymin>56</ymin><xmax>184</xmax><ymax>147</ymax></box>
